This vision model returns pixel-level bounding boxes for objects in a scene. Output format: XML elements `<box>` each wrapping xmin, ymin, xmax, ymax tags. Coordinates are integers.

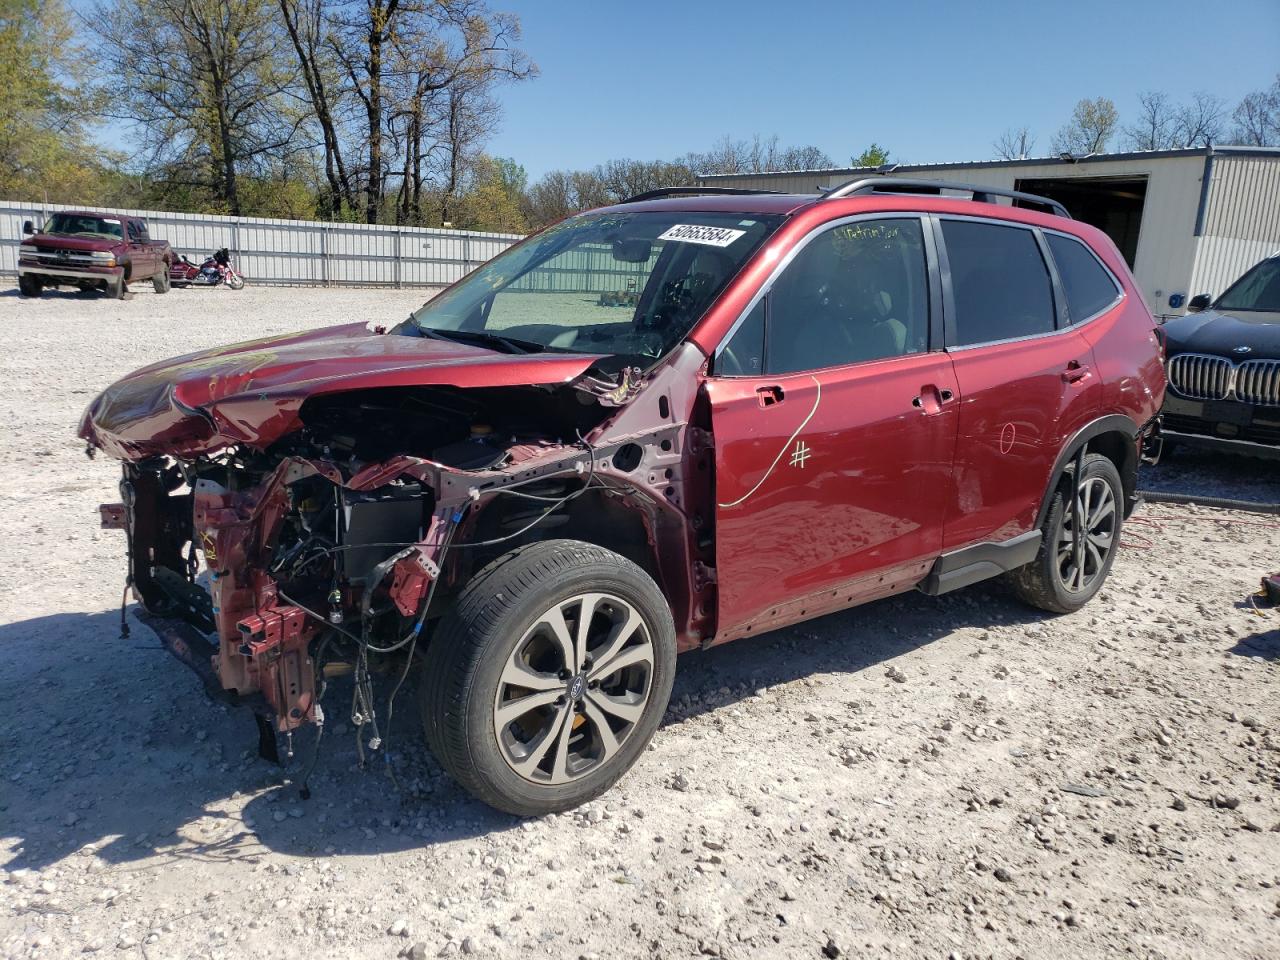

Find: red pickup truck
<box><xmin>18</xmin><ymin>211</ymin><xmax>173</xmax><ymax>299</ymax></box>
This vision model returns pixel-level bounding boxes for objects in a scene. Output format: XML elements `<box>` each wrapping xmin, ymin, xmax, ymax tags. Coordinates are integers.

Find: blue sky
<box><xmin>90</xmin><ymin>0</ymin><xmax>1279</xmax><ymax>181</ymax></box>
<box><xmin>485</xmin><ymin>0</ymin><xmax>1279</xmax><ymax>179</ymax></box>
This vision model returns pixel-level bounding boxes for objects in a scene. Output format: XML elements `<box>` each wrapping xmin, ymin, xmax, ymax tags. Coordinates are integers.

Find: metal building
<box><xmin>699</xmin><ymin>146</ymin><xmax>1280</xmax><ymax>316</ymax></box>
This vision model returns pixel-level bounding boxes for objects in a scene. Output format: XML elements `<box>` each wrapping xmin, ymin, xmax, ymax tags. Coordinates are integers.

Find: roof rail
<box><xmin>620</xmin><ymin>186</ymin><xmax>784</xmax><ymax>204</ymax></box>
<box><xmin>822</xmin><ymin>177</ymin><xmax>1071</xmax><ymax>219</ymax></box>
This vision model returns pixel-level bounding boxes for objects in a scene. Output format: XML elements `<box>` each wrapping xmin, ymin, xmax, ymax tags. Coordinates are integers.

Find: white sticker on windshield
<box><xmin>658</xmin><ymin>224</ymin><xmax>746</xmax><ymax>247</ymax></box>
<box><xmin>103</xmin><ymin>218</ymin><xmax>121</xmax><ymax>224</ymax></box>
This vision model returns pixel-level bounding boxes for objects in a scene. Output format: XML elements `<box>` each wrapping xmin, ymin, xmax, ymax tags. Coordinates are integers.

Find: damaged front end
<box><xmin>82</xmin><ymin>331</ymin><xmax>713</xmax><ymax>761</ymax></box>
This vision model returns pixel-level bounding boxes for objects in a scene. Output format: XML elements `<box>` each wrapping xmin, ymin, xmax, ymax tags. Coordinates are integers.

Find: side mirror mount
<box><xmin>22</xmin><ymin>220</ymin><xmax>35</xmax><ymax>235</ymax></box>
<box><xmin>1187</xmin><ymin>293</ymin><xmax>1212</xmax><ymax>313</ymax></box>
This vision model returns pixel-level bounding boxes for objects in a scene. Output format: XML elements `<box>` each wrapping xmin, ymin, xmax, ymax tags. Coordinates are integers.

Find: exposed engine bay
<box><xmin>90</xmin><ymin>345</ymin><xmax>715</xmax><ymax>769</ymax></box>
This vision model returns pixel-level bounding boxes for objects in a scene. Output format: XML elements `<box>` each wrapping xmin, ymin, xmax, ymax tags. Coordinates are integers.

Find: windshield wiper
<box><xmin>418</xmin><ymin>327</ymin><xmax>545</xmax><ymax>355</ymax></box>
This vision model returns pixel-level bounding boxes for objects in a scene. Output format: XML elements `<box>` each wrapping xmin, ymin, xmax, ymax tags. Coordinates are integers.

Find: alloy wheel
<box><xmin>493</xmin><ymin>592</ymin><xmax>654</xmax><ymax>785</ymax></box>
<box><xmin>1056</xmin><ymin>475</ymin><xmax>1116</xmax><ymax>593</ymax></box>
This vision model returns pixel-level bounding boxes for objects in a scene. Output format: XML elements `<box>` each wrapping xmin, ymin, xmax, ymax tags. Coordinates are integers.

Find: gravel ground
<box><xmin>1</xmin><ymin>280</ymin><xmax>1278</xmax><ymax>960</ymax></box>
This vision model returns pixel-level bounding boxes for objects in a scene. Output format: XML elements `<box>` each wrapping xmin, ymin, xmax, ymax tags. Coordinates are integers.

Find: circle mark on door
<box><xmin>999</xmin><ymin>422</ymin><xmax>1016</xmax><ymax>455</ymax></box>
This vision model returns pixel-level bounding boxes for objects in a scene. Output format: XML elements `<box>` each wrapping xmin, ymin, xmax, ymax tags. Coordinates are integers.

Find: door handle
<box><xmin>756</xmin><ymin>385</ymin><xmax>784</xmax><ymax>407</ymax></box>
<box><xmin>1062</xmin><ymin>361</ymin><xmax>1092</xmax><ymax>384</ymax></box>
<box><xmin>912</xmin><ymin>384</ymin><xmax>952</xmax><ymax>414</ymax></box>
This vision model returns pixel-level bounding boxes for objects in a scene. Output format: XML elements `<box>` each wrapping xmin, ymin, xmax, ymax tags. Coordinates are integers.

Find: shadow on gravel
<box><xmin>0</xmin><ymin>287</ymin><xmax>108</xmax><ymax>301</ymax></box>
<box><xmin>666</xmin><ymin>581</ymin><xmax>1051</xmax><ymax>725</ymax></box>
<box><xmin>1229</xmin><ymin>629</ymin><xmax>1280</xmax><ymax>660</ymax></box>
<box><xmin>1140</xmin><ymin>446</ymin><xmax>1280</xmax><ymax>506</ymax></box>
<box><xmin>1</xmin><ymin>583</ymin><xmax>1050</xmax><ymax>871</ymax></box>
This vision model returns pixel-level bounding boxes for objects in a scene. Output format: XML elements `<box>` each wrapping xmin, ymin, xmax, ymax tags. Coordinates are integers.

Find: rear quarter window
<box><xmin>1046</xmin><ymin>233</ymin><xmax>1120</xmax><ymax>323</ymax></box>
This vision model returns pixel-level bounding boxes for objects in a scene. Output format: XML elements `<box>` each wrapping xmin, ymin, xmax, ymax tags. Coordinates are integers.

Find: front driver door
<box><xmin>704</xmin><ymin>216</ymin><xmax>959</xmax><ymax>644</ymax></box>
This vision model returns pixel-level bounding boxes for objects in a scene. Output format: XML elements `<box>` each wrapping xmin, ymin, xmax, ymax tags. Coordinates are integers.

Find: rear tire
<box><xmin>153</xmin><ymin>269</ymin><xmax>171</xmax><ymax>294</ymax></box>
<box><xmin>420</xmin><ymin>540</ymin><xmax>677</xmax><ymax>816</ymax></box>
<box><xmin>17</xmin><ymin>275</ymin><xmax>41</xmax><ymax>298</ymax></box>
<box><xmin>1006</xmin><ymin>452</ymin><xmax>1123</xmax><ymax>614</ymax></box>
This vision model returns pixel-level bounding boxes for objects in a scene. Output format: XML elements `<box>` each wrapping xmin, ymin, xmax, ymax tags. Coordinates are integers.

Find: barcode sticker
<box><xmin>657</xmin><ymin>224</ymin><xmax>747</xmax><ymax>247</ymax></box>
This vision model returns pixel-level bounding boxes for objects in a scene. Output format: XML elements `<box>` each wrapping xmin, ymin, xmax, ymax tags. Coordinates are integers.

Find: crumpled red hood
<box><xmin>78</xmin><ymin>322</ymin><xmax>601</xmax><ymax>460</ymax></box>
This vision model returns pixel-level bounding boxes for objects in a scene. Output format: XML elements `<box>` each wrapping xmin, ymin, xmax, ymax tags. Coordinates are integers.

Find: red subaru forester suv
<box><xmin>80</xmin><ymin>179</ymin><xmax>1165</xmax><ymax>815</ymax></box>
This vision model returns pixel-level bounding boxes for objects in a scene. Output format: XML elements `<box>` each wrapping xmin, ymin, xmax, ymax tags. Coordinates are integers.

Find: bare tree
<box><xmin>1231</xmin><ymin>76</ymin><xmax>1280</xmax><ymax>146</ymax></box>
<box><xmin>993</xmin><ymin>127</ymin><xmax>1035</xmax><ymax>160</ymax></box>
<box><xmin>95</xmin><ymin>0</ymin><xmax>304</xmax><ymax>215</ymax></box>
<box><xmin>1171</xmin><ymin>91</ymin><xmax>1226</xmax><ymax>147</ymax></box>
<box><xmin>685</xmin><ymin>134</ymin><xmax>833</xmax><ymax>175</ymax></box>
<box><xmin>319</xmin><ymin>1</ymin><xmax>534</xmax><ymax>223</ymax></box>
<box><xmin>1123</xmin><ymin>91</ymin><xmax>1176</xmax><ymax>150</ymax></box>
<box><xmin>524</xmin><ymin>136</ymin><xmax>838</xmax><ymax>229</ymax></box>
<box><xmin>278</xmin><ymin>0</ymin><xmax>355</xmax><ymax>216</ymax></box>
<box><xmin>1052</xmin><ymin>97</ymin><xmax>1119</xmax><ymax>155</ymax></box>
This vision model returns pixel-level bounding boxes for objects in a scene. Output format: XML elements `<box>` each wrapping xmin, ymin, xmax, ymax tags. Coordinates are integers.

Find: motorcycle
<box><xmin>170</xmin><ymin>247</ymin><xmax>245</xmax><ymax>289</ymax></box>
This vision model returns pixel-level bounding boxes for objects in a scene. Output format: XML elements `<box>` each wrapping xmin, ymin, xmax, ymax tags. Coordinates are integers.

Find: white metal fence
<box><xmin>0</xmin><ymin>200</ymin><xmax>522</xmax><ymax>288</ymax></box>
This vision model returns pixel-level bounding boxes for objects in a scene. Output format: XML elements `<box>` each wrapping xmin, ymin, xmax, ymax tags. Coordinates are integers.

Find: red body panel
<box><xmin>707</xmin><ymin>351</ymin><xmax>960</xmax><ymax>641</ymax></box>
<box><xmin>943</xmin><ymin>330</ymin><xmax>1101</xmax><ymax>548</ymax></box>
<box><xmin>78</xmin><ymin>323</ymin><xmax>603</xmax><ymax>460</ymax></box>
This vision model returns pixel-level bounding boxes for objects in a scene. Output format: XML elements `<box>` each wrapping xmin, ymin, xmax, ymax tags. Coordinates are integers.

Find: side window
<box><xmin>135</xmin><ymin>222</ymin><xmax>150</xmax><ymax>242</ymax></box>
<box><xmin>942</xmin><ymin>220</ymin><xmax>1055</xmax><ymax>346</ymax></box>
<box><xmin>1046</xmin><ymin>233</ymin><xmax>1120</xmax><ymax>323</ymax></box>
<box><xmin>126</xmin><ymin>222</ymin><xmax>140</xmax><ymax>241</ymax></box>
<box><xmin>718</xmin><ymin>299</ymin><xmax>764</xmax><ymax>376</ymax></box>
<box><xmin>763</xmin><ymin>218</ymin><xmax>930</xmax><ymax>375</ymax></box>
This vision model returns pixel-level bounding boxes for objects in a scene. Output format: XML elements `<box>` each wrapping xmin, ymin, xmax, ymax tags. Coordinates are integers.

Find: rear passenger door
<box><xmin>936</xmin><ymin>217</ymin><xmax>1102</xmax><ymax>551</ymax></box>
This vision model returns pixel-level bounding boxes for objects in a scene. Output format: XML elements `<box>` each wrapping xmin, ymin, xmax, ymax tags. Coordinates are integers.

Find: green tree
<box><xmin>453</xmin><ymin>155</ymin><xmax>527</xmax><ymax>233</ymax></box>
<box><xmin>0</xmin><ymin>0</ymin><xmax>111</xmax><ymax>201</ymax></box>
<box><xmin>1052</xmin><ymin>97</ymin><xmax>1119</xmax><ymax>155</ymax></box>
<box><xmin>852</xmin><ymin>143</ymin><xmax>891</xmax><ymax>167</ymax></box>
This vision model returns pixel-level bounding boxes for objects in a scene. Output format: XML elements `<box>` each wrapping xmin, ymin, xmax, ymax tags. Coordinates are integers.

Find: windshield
<box><xmin>407</xmin><ymin>210</ymin><xmax>783</xmax><ymax>368</ymax></box>
<box><xmin>43</xmin><ymin>213</ymin><xmax>124</xmax><ymax>240</ymax></box>
<box><xmin>1216</xmin><ymin>257</ymin><xmax>1280</xmax><ymax>313</ymax></box>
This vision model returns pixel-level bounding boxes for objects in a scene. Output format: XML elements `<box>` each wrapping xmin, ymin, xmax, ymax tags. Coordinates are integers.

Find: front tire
<box><xmin>1006</xmin><ymin>452</ymin><xmax>1123</xmax><ymax>614</ymax></box>
<box><xmin>17</xmin><ymin>275</ymin><xmax>41</xmax><ymax>298</ymax></box>
<box><xmin>420</xmin><ymin>540</ymin><xmax>677</xmax><ymax>816</ymax></box>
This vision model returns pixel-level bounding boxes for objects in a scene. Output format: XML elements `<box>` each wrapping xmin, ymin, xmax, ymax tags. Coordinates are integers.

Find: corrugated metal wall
<box><xmin>0</xmin><ymin>200</ymin><xmax>522</xmax><ymax>288</ymax></box>
<box><xmin>1188</xmin><ymin>154</ymin><xmax>1280</xmax><ymax>297</ymax></box>
<box><xmin>508</xmin><ymin>243</ymin><xmax>657</xmax><ymax>293</ymax></box>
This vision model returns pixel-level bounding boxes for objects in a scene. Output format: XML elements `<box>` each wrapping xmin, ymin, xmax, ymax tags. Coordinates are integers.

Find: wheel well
<box><xmin>451</xmin><ymin>487</ymin><xmax>662</xmax><ymax>589</ymax></box>
<box><xmin>1036</xmin><ymin>419</ymin><xmax>1140</xmax><ymax>530</ymax></box>
<box><xmin>1084</xmin><ymin>431</ymin><xmax>1138</xmax><ymax>517</ymax></box>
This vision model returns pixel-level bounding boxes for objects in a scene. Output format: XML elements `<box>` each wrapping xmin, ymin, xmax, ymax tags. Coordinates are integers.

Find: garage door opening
<box><xmin>1014</xmin><ymin>176</ymin><xmax>1148</xmax><ymax>268</ymax></box>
